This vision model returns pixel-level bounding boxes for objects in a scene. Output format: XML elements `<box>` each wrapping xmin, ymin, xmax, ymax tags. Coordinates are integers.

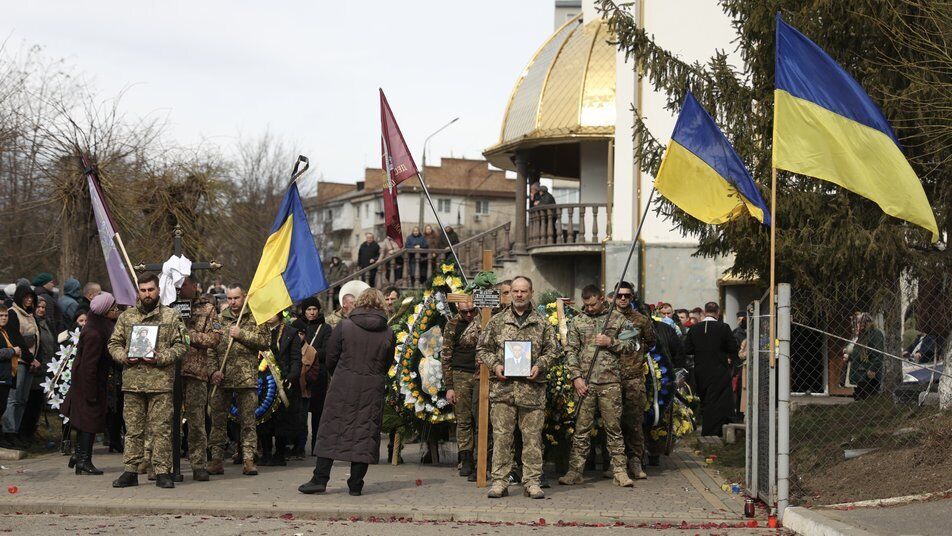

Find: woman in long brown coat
<box><xmin>61</xmin><ymin>292</ymin><xmax>119</xmax><ymax>475</ymax></box>
<box><xmin>298</xmin><ymin>288</ymin><xmax>395</xmax><ymax>496</ymax></box>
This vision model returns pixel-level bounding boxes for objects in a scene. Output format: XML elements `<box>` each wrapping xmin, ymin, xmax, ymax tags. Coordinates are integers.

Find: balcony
<box><xmin>527</xmin><ymin>203</ymin><xmax>608</xmax><ymax>254</ymax></box>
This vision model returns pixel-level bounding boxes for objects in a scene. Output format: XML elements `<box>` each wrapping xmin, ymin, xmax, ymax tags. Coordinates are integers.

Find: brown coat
<box><xmin>61</xmin><ymin>313</ymin><xmax>115</xmax><ymax>433</ymax></box>
<box><xmin>315</xmin><ymin>308</ymin><xmax>395</xmax><ymax>464</ymax></box>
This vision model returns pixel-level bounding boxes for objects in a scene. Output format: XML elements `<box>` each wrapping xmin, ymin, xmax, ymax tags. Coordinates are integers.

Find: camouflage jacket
<box><xmin>476</xmin><ymin>305</ymin><xmax>558</xmax><ymax>409</ymax></box>
<box><xmin>108</xmin><ymin>302</ymin><xmax>188</xmax><ymax>393</ymax></box>
<box><xmin>440</xmin><ymin>314</ymin><xmax>482</xmax><ymax>390</ymax></box>
<box><xmin>618</xmin><ymin>306</ymin><xmax>656</xmax><ymax>381</ymax></box>
<box><xmin>325</xmin><ymin>309</ymin><xmax>345</xmax><ymax>329</ymax></box>
<box><xmin>208</xmin><ymin>306</ymin><xmax>271</xmax><ymax>389</ymax></box>
<box><xmin>565</xmin><ymin>308</ymin><xmax>635</xmax><ymax>385</ymax></box>
<box><xmin>181</xmin><ymin>296</ymin><xmax>222</xmax><ymax>381</ymax></box>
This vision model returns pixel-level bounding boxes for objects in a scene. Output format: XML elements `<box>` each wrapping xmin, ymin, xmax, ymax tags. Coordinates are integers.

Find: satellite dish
<box><xmin>338</xmin><ymin>280</ymin><xmax>370</xmax><ymax>306</ymax></box>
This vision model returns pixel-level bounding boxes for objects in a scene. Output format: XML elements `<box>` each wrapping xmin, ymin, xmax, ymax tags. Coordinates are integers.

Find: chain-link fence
<box><xmin>784</xmin><ymin>279</ymin><xmax>950</xmax><ymax>506</ymax></box>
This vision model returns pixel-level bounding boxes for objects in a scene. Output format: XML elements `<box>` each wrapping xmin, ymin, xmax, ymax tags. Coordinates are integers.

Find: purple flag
<box><xmin>82</xmin><ymin>156</ymin><xmax>137</xmax><ymax>306</ymax></box>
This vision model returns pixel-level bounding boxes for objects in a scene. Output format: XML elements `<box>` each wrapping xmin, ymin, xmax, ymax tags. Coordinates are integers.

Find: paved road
<box><xmin>0</xmin><ymin>513</ymin><xmax>789</xmax><ymax>535</ymax></box>
<box><xmin>0</xmin><ymin>441</ymin><xmax>759</xmax><ymax>527</ymax></box>
<box><xmin>817</xmin><ymin>497</ymin><xmax>952</xmax><ymax>536</ymax></box>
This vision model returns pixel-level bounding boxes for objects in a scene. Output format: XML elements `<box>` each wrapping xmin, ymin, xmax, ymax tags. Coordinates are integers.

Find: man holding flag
<box><xmin>208</xmin><ymin>156</ymin><xmax>328</xmax><ymax>475</ymax></box>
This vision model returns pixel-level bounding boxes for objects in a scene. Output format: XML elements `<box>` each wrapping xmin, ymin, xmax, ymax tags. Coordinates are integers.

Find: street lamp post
<box><xmin>419</xmin><ymin>117</ymin><xmax>460</xmax><ymax>228</ymax></box>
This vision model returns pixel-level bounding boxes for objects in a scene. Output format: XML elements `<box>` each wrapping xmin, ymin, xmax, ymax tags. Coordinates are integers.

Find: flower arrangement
<box><xmin>387</xmin><ymin>262</ymin><xmax>461</xmax><ymax>425</ymax></box>
<box><xmin>534</xmin><ymin>292</ymin><xmax>580</xmax><ymax>447</ymax></box>
<box><xmin>41</xmin><ymin>328</ymin><xmax>81</xmax><ymax>419</ymax></box>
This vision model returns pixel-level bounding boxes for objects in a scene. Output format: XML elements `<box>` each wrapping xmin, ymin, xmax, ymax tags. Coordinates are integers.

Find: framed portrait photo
<box><xmin>504</xmin><ymin>340</ymin><xmax>532</xmax><ymax>377</ymax></box>
<box><xmin>128</xmin><ymin>324</ymin><xmax>159</xmax><ymax>361</ymax></box>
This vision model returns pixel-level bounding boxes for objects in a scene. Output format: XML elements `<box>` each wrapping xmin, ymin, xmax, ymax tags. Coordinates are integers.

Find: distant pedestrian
<box><xmin>357</xmin><ymin>233</ymin><xmax>381</xmax><ymax>285</ymax></box>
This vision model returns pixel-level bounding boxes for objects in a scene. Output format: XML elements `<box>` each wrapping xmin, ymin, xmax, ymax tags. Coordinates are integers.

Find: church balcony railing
<box><xmin>527</xmin><ymin>203</ymin><xmax>607</xmax><ymax>252</ymax></box>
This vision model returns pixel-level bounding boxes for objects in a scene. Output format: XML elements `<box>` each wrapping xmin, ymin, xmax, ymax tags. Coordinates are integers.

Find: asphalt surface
<box><xmin>0</xmin><ymin>513</ymin><xmax>791</xmax><ymax>535</ymax></box>
<box><xmin>817</xmin><ymin>497</ymin><xmax>952</xmax><ymax>536</ymax></box>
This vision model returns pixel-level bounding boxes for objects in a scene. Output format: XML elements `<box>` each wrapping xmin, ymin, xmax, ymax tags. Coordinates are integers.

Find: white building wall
<box><xmin>639</xmin><ymin>1</ymin><xmax>745</xmax><ymax>244</ymax></box>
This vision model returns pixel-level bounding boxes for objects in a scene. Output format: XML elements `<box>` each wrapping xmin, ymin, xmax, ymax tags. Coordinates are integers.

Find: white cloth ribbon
<box><xmin>159</xmin><ymin>254</ymin><xmax>192</xmax><ymax>306</ymax></box>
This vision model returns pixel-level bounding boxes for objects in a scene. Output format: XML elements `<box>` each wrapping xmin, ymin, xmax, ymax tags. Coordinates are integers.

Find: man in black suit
<box><xmin>684</xmin><ymin>302</ymin><xmax>739</xmax><ymax>436</ymax></box>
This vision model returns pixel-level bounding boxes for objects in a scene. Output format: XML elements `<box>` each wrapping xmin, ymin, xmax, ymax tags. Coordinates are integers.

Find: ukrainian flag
<box><xmin>773</xmin><ymin>14</ymin><xmax>939</xmax><ymax>242</ymax></box>
<box><xmin>655</xmin><ymin>92</ymin><xmax>770</xmax><ymax>226</ymax></box>
<box><xmin>247</xmin><ymin>183</ymin><xmax>329</xmax><ymax>324</ymax></box>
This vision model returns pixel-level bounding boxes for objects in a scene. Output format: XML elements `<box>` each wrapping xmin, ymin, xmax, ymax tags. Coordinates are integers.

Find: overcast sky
<box><xmin>3</xmin><ymin>0</ymin><xmax>555</xmax><ymax>182</ymax></box>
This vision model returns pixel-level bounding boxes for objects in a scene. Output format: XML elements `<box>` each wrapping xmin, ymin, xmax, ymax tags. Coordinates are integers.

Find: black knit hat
<box><xmin>299</xmin><ymin>296</ymin><xmax>321</xmax><ymax>314</ymax></box>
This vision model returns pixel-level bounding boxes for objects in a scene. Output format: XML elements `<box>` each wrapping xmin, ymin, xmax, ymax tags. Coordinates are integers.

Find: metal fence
<box><xmin>786</xmin><ymin>279</ymin><xmax>948</xmax><ymax>507</ymax></box>
<box><xmin>748</xmin><ymin>279</ymin><xmax>950</xmax><ymax>517</ymax></box>
<box><xmin>745</xmin><ymin>290</ymin><xmax>775</xmax><ymax>507</ymax></box>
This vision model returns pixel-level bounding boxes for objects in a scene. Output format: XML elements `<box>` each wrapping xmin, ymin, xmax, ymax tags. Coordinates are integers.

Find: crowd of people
<box><xmin>0</xmin><ymin>267</ymin><xmax>759</xmax><ymax>499</ymax></box>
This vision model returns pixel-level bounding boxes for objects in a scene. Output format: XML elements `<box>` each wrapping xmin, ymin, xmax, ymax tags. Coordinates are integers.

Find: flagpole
<box><xmin>415</xmin><ymin>171</ymin><xmax>468</xmax><ymax>286</ymax></box>
<box><xmin>768</xmin><ymin>165</ymin><xmax>777</xmax><ymax>368</ymax></box>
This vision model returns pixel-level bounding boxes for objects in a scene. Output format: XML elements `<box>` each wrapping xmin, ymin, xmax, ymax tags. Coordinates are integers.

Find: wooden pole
<box><xmin>209</xmin><ymin>299</ymin><xmax>249</xmax><ymax>400</ymax></box>
<box><xmin>113</xmin><ymin>233</ymin><xmax>139</xmax><ymax>288</ymax></box>
<box><xmin>769</xmin><ymin>166</ymin><xmax>778</xmax><ymax>368</ymax></box>
<box><xmin>475</xmin><ymin>249</ymin><xmax>493</xmax><ymax>488</ymax></box>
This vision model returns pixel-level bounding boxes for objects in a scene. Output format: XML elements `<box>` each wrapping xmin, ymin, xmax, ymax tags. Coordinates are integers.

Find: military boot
<box><xmin>558</xmin><ymin>470</ymin><xmax>583</xmax><ymax>485</ymax></box>
<box><xmin>459</xmin><ymin>451</ymin><xmax>473</xmax><ymax>477</ymax></box>
<box><xmin>155</xmin><ymin>474</ymin><xmax>175</xmax><ymax>488</ymax></box>
<box><xmin>242</xmin><ymin>458</ymin><xmax>258</xmax><ymax>476</ymax></box>
<box><xmin>136</xmin><ymin>460</ymin><xmax>149</xmax><ymax>474</ymax></box>
<box><xmin>614</xmin><ymin>471</ymin><xmax>634</xmax><ymax>487</ymax></box>
<box><xmin>523</xmin><ymin>484</ymin><xmax>545</xmax><ymax>499</ymax></box>
<box><xmin>628</xmin><ymin>458</ymin><xmax>647</xmax><ymax>480</ymax></box>
<box><xmin>193</xmin><ymin>469</ymin><xmax>210</xmax><ymax>481</ymax></box>
<box><xmin>207</xmin><ymin>459</ymin><xmax>224</xmax><ymax>475</ymax></box>
<box><xmin>112</xmin><ymin>471</ymin><xmax>139</xmax><ymax>488</ymax></box>
<box><xmin>486</xmin><ymin>482</ymin><xmax>508</xmax><ymax>498</ymax></box>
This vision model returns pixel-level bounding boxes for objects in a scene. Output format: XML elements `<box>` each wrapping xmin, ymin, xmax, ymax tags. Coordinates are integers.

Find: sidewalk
<box><xmin>0</xmin><ymin>442</ymin><xmax>762</xmax><ymax>527</ymax></box>
<box><xmin>784</xmin><ymin>496</ymin><xmax>952</xmax><ymax>536</ymax></box>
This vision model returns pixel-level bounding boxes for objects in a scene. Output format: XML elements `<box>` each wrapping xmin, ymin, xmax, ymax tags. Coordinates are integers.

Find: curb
<box><xmin>783</xmin><ymin>507</ymin><xmax>879</xmax><ymax>536</ymax></box>
<box><xmin>0</xmin><ymin>496</ymin><xmax>753</xmax><ymax>526</ymax></box>
<box><xmin>0</xmin><ymin>448</ymin><xmax>26</xmax><ymax>461</ymax></box>
<box><xmin>824</xmin><ymin>488</ymin><xmax>952</xmax><ymax>509</ymax></box>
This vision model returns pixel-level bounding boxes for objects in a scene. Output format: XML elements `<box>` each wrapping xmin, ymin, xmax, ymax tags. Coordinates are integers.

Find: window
<box><xmin>363</xmin><ymin>204</ymin><xmax>369</xmax><ymax>217</ymax></box>
<box><xmin>475</xmin><ymin>200</ymin><xmax>490</xmax><ymax>215</ymax></box>
<box><xmin>325</xmin><ymin>209</ymin><xmax>333</xmax><ymax>221</ymax></box>
<box><xmin>438</xmin><ymin>198</ymin><xmax>451</xmax><ymax>213</ymax></box>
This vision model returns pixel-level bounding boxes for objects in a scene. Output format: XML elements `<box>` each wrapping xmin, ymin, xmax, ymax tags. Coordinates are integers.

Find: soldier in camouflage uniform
<box><xmin>441</xmin><ymin>295</ymin><xmax>482</xmax><ymax>480</ymax></box>
<box><xmin>177</xmin><ymin>275</ymin><xmax>222</xmax><ymax>481</ymax></box>
<box><xmin>559</xmin><ymin>285</ymin><xmax>636</xmax><ymax>487</ymax></box>
<box><xmin>614</xmin><ymin>281</ymin><xmax>655</xmax><ymax>479</ymax></box>
<box><xmin>208</xmin><ymin>285</ymin><xmax>270</xmax><ymax>476</ymax></box>
<box><xmin>325</xmin><ymin>293</ymin><xmax>355</xmax><ymax>329</ymax></box>
<box><xmin>476</xmin><ymin>276</ymin><xmax>558</xmax><ymax>499</ymax></box>
<box><xmin>109</xmin><ymin>273</ymin><xmax>189</xmax><ymax>489</ymax></box>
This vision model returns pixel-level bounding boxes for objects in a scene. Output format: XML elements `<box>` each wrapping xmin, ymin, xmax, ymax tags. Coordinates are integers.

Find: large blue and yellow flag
<box><xmin>247</xmin><ymin>183</ymin><xmax>329</xmax><ymax>324</ymax></box>
<box><xmin>655</xmin><ymin>91</ymin><xmax>770</xmax><ymax>226</ymax></box>
<box><xmin>773</xmin><ymin>14</ymin><xmax>939</xmax><ymax>241</ymax></box>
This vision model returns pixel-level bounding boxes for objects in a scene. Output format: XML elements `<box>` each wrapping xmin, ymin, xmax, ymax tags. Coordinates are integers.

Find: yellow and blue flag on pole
<box><xmin>655</xmin><ymin>91</ymin><xmax>770</xmax><ymax>226</ymax></box>
<box><xmin>247</xmin><ymin>182</ymin><xmax>329</xmax><ymax>324</ymax></box>
<box><xmin>773</xmin><ymin>14</ymin><xmax>939</xmax><ymax>242</ymax></box>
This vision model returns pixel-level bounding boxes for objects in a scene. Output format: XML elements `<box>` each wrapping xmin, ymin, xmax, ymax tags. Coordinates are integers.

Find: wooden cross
<box><xmin>447</xmin><ymin>249</ymin><xmax>495</xmax><ymax>488</ymax></box>
<box><xmin>134</xmin><ymin>224</ymin><xmax>221</xmax><ymax>482</ymax></box>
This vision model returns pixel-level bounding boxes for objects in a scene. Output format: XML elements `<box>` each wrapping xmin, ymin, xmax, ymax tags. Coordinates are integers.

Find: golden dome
<box><xmin>484</xmin><ymin>14</ymin><xmax>616</xmax><ymax>175</ymax></box>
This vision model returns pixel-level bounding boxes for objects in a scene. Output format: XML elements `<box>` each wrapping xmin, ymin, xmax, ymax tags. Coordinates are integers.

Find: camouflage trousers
<box><xmin>209</xmin><ymin>387</ymin><xmax>257</xmax><ymax>461</ymax></box>
<box><xmin>123</xmin><ymin>391</ymin><xmax>173</xmax><ymax>474</ymax></box>
<box><xmin>184</xmin><ymin>377</ymin><xmax>209</xmax><ymax>470</ymax></box>
<box><xmin>620</xmin><ymin>376</ymin><xmax>647</xmax><ymax>462</ymax></box>
<box><xmin>490</xmin><ymin>403</ymin><xmax>544</xmax><ymax>487</ymax></box>
<box><xmin>569</xmin><ymin>382</ymin><xmax>627</xmax><ymax>474</ymax></box>
<box><xmin>453</xmin><ymin>370</ymin><xmax>480</xmax><ymax>452</ymax></box>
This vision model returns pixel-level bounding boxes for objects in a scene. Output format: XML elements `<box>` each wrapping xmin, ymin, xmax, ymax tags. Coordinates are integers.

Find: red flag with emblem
<box><xmin>380</xmin><ymin>89</ymin><xmax>417</xmax><ymax>248</ymax></box>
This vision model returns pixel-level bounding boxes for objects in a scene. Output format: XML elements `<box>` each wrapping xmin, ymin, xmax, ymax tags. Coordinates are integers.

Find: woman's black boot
<box><xmin>75</xmin><ymin>432</ymin><xmax>103</xmax><ymax>475</ymax></box>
